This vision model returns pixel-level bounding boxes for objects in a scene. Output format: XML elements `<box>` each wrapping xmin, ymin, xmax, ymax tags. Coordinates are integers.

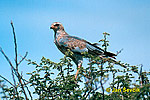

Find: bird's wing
<box><xmin>58</xmin><ymin>35</ymin><xmax>104</xmax><ymax>54</ymax></box>
<box><xmin>58</xmin><ymin>35</ymin><xmax>116</xmax><ymax>57</ymax></box>
<box><xmin>86</xmin><ymin>41</ymin><xmax>116</xmax><ymax>57</ymax></box>
<box><xmin>58</xmin><ymin>36</ymin><xmax>88</xmax><ymax>53</ymax></box>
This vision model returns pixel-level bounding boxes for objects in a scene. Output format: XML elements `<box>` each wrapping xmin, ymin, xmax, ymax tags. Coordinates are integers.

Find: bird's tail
<box><xmin>87</xmin><ymin>42</ymin><xmax>117</xmax><ymax>59</ymax></box>
<box><xmin>104</xmin><ymin>51</ymin><xmax>116</xmax><ymax>59</ymax></box>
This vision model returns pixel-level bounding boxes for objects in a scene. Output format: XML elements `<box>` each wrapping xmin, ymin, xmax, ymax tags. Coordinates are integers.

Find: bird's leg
<box><xmin>75</xmin><ymin>61</ymin><xmax>82</xmax><ymax>80</ymax></box>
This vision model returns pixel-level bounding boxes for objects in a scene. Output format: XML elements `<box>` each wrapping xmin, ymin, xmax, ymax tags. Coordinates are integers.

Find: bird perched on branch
<box><xmin>50</xmin><ymin>22</ymin><xmax>116</xmax><ymax>79</ymax></box>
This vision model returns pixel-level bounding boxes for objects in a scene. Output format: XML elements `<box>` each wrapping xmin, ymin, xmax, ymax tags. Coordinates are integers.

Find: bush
<box><xmin>0</xmin><ymin>22</ymin><xmax>150</xmax><ymax>100</ymax></box>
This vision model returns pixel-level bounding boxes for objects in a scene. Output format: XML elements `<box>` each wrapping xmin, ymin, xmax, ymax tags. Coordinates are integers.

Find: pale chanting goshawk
<box><xmin>50</xmin><ymin>22</ymin><xmax>116</xmax><ymax>79</ymax></box>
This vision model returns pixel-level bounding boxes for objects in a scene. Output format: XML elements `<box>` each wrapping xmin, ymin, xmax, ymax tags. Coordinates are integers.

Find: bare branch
<box><xmin>0</xmin><ymin>75</ymin><xmax>15</xmax><ymax>87</ymax></box>
<box><xmin>0</xmin><ymin>47</ymin><xmax>15</xmax><ymax>70</ymax></box>
<box><xmin>1</xmin><ymin>49</ymin><xmax>28</xmax><ymax>99</ymax></box>
<box><xmin>17</xmin><ymin>74</ymin><xmax>29</xmax><ymax>100</ymax></box>
<box><xmin>20</xmin><ymin>55</ymin><xmax>41</xmax><ymax>67</ymax></box>
<box><xmin>18</xmin><ymin>52</ymin><xmax>28</xmax><ymax>65</ymax></box>
<box><xmin>0</xmin><ymin>47</ymin><xmax>17</xmax><ymax>83</ymax></box>
<box><xmin>11</xmin><ymin>21</ymin><xmax>18</xmax><ymax>71</ymax></box>
<box><xmin>22</xmin><ymin>78</ymin><xmax>33</xmax><ymax>100</ymax></box>
<box><xmin>0</xmin><ymin>46</ymin><xmax>20</xmax><ymax>98</ymax></box>
<box><xmin>10</xmin><ymin>21</ymin><xmax>29</xmax><ymax>99</ymax></box>
<box><xmin>116</xmin><ymin>48</ymin><xmax>123</xmax><ymax>55</ymax></box>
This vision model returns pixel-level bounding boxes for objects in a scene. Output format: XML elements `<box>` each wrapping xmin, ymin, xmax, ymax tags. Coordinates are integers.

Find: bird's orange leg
<box><xmin>75</xmin><ymin>63</ymin><xmax>82</xmax><ymax>80</ymax></box>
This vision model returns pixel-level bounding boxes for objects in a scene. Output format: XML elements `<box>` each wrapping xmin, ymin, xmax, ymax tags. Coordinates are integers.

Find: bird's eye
<box><xmin>54</xmin><ymin>24</ymin><xmax>59</xmax><ymax>26</ymax></box>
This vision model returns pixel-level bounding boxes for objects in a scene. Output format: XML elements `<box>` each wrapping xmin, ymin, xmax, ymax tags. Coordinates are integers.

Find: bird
<box><xmin>50</xmin><ymin>22</ymin><xmax>116</xmax><ymax>79</ymax></box>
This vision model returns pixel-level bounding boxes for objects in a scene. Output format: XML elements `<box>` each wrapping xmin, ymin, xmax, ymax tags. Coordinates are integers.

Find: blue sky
<box><xmin>0</xmin><ymin>0</ymin><xmax>150</xmax><ymax>91</ymax></box>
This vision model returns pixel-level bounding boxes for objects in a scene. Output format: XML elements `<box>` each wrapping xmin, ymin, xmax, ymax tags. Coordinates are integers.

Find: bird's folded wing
<box><xmin>58</xmin><ymin>36</ymin><xmax>104</xmax><ymax>54</ymax></box>
<box><xmin>58</xmin><ymin>36</ymin><xmax>88</xmax><ymax>53</ymax></box>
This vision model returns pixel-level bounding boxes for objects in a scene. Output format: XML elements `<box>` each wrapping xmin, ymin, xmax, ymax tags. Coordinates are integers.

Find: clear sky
<box><xmin>0</xmin><ymin>0</ymin><xmax>150</xmax><ymax>89</ymax></box>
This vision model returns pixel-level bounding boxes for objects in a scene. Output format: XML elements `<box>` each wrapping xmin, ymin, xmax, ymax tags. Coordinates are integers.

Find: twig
<box><xmin>108</xmin><ymin>58</ymin><xmax>127</xmax><ymax>68</ymax></box>
<box><xmin>18</xmin><ymin>52</ymin><xmax>28</xmax><ymax>65</ymax></box>
<box><xmin>22</xmin><ymin>79</ymin><xmax>33</xmax><ymax>100</ymax></box>
<box><xmin>0</xmin><ymin>47</ymin><xmax>18</xmax><ymax>97</ymax></box>
<box><xmin>108</xmin><ymin>62</ymin><xmax>115</xmax><ymax>88</ymax></box>
<box><xmin>20</xmin><ymin>55</ymin><xmax>41</xmax><ymax>67</ymax></box>
<box><xmin>100</xmin><ymin>60</ymin><xmax>104</xmax><ymax>100</ymax></box>
<box><xmin>139</xmin><ymin>64</ymin><xmax>143</xmax><ymax>87</ymax></box>
<box><xmin>0</xmin><ymin>21</ymin><xmax>29</xmax><ymax>99</ymax></box>
<box><xmin>116</xmin><ymin>48</ymin><xmax>123</xmax><ymax>56</ymax></box>
<box><xmin>0</xmin><ymin>81</ymin><xmax>8</xmax><ymax>100</ymax></box>
<box><xmin>11</xmin><ymin>21</ymin><xmax>18</xmax><ymax>71</ymax></box>
<box><xmin>16</xmin><ymin>72</ymin><xmax>28</xmax><ymax>99</ymax></box>
<box><xmin>108</xmin><ymin>48</ymin><xmax>127</xmax><ymax>68</ymax></box>
<box><xmin>0</xmin><ymin>75</ymin><xmax>15</xmax><ymax>87</ymax></box>
<box><xmin>0</xmin><ymin>47</ymin><xmax>16</xmax><ymax>71</ymax></box>
<box><xmin>20</xmin><ymin>71</ymin><xmax>33</xmax><ymax>100</ymax></box>
<box><xmin>10</xmin><ymin>21</ymin><xmax>28</xmax><ymax>100</ymax></box>
<box><xmin>85</xmin><ymin>89</ymin><xmax>92</xmax><ymax>99</ymax></box>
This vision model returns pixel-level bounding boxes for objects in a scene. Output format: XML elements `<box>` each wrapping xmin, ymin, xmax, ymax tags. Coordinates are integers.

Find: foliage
<box><xmin>0</xmin><ymin>23</ymin><xmax>150</xmax><ymax>100</ymax></box>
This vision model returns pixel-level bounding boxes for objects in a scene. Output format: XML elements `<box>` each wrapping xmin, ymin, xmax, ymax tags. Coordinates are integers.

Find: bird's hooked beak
<box><xmin>50</xmin><ymin>25</ymin><xmax>54</xmax><ymax>29</ymax></box>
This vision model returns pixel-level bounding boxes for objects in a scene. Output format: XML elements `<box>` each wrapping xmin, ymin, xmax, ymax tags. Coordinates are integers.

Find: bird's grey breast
<box><xmin>54</xmin><ymin>35</ymin><xmax>67</xmax><ymax>55</ymax></box>
<box><xmin>54</xmin><ymin>31</ymin><xmax>63</xmax><ymax>45</ymax></box>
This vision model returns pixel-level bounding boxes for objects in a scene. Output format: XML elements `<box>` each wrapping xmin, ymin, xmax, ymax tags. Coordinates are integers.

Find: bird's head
<box><xmin>50</xmin><ymin>22</ymin><xmax>64</xmax><ymax>32</ymax></box>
